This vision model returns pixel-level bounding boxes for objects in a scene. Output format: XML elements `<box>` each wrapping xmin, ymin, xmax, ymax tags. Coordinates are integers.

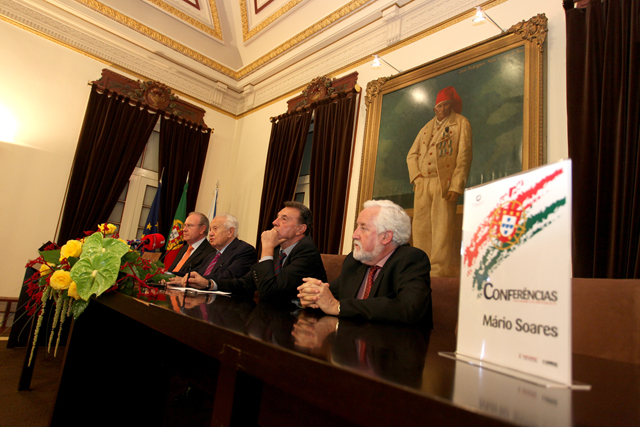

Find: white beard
<box><xmin>353</xmin><ymin>240</ymin><xmax>383</xmax><ymax>263</ymax></box>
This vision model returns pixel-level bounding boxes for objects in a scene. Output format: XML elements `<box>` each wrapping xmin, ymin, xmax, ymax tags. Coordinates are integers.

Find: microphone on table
<box><xmin>128</xmin><ymin>233</ymin><xmax>166</xmax><ymax>251</ymax></box>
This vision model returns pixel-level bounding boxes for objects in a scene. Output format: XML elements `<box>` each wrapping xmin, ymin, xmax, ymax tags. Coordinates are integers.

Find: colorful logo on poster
<box><xmin>489</xmin><ymin>200</ymin><xmax>527</xmax><ymax>249</ymax></box>
<box><xmin>463</xmin><ymin>168</ymin><xmax>567</xmax><ymax>293</ymax></box>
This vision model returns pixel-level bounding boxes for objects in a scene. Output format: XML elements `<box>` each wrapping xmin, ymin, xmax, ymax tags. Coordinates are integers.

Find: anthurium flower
<box><xmin>59</xmin><ymin>240</ymin><xmax>83</xmax><ymax>261</ymax></box>
<box><xmin>67</xmin><ymin>282</ymin><xmax>81</xmax><ymax>300</ymax></box>
<box><xmin>98</xmin><ymin>223</ymin><xmax>117</xmax><ymax>235</ymax></box>
<box><xmin>50</xmin><ymin>270</ymin><xmax>72</xmax><ymax>290</ymax></box>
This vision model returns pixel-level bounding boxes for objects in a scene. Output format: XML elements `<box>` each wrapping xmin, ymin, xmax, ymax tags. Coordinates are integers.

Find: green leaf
<box><xmin>67</xmin><ymin>256</ymin><xmax>79</xmax><ymax>267</ymax></box>
<box><xmin>80</xmin><ymin>232</ymin><xmax>128</xmax><ymax>260</ymax></box>
<box><xmin>70</xmin><ymin>299</ymin><xmax>89</xmax><ymax>318</ymax></box>
<box><xmin>80</xmin><ymin>233</ymin><xmax>106</xmax><ymax>258</ymax></box>
<box><xmin>147</xmin><ymin>270</ymin><xmax>172</xmax><ymax>283</ymax></box>
<box><xmin>70</xmin><ymin>252</ymin><xmax>121</xmax><ymax>300</ymax></box>
<box><xmin>39</xmin><ymin>250</ymin><xmax>61</xmax><ymax>265</ymax></box>
<box><xmin>103</xmin><ymin>237</ymin><xmax>130</xmax><ymax>258</ymax></box>
<box><xmin>135</xmin><ymin>265</ymin><xmax>146</xmax><ymax>279</ymax></box>
<box><xmin>122</xmin><ymin>251</ymin><xmax>140</xmax><ymax>264</ymax></box>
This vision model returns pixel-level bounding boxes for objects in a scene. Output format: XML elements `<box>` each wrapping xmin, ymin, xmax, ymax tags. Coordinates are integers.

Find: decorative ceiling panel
<box><xmin>143</xmin><ymin>0</ymin><xmax>222</xmax><ymax>40</ymax></box>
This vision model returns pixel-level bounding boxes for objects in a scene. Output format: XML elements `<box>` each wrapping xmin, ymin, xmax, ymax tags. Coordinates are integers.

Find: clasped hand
<box><xmin>297</xmin><ymin>278</ymin><xmax>339</xmax><ymax>316</ymax></box>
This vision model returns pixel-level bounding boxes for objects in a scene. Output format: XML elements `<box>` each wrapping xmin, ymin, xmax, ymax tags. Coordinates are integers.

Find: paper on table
<box><xmin>166</xmin><ymin>285</ymin><xmax>230</xmax><ymax>295</ymax></box>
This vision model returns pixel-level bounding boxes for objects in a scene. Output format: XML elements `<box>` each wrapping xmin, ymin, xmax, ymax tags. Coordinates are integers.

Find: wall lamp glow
<box><xmin>372</xmin><ymin>55</ymin><xmax>403</xmax><ymax>73</ymax></box>
<box><xmin>472</xmin><ymin>6</ymin><xmax>505</xmax><ymax>33</ymax></box>
<box><xmin>0</xmin><ymin>104</ymin><xmax>18</xmax><ymax>143</ymax></box>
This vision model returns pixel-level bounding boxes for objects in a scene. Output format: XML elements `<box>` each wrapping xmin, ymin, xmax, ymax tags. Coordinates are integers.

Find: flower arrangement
<box><xmin>24</xmin><ymin>223</ymin><xmax>171</xmax><ymax>365</ymax></box>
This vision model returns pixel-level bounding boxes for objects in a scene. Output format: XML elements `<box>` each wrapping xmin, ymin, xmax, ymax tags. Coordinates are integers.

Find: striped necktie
<box><xmin>274</xmin><ymin>251</ymin><xmax>286</xmax><ymax>275</ymax></box>
<box><xmin>204</xmin><ymin>252</ymin><xmax>221</xmax><ymax>276</ymax></box>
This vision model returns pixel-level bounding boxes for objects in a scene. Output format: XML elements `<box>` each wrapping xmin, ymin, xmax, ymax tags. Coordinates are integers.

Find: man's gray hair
<box><xmin>216</xmin><ymin>214</ymin><xmax>239</xmax><ymax>238</ymax></box>
<box><xmin>363</xmin><ymin>199</ymin><xmax>412</xmax><ymax>246</ymax></box>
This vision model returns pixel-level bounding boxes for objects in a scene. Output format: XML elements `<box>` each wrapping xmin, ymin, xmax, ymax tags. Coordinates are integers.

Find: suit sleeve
<box><xmin>215</xmin><ymin>273</ymin><xmax>256</xmax><ymax>298</ymax></box>
<box><xmin>253</xmin><ymin>237</ymin><xmax>326</xmax><ymax>301</ymax></box>
<box><xmin>338</xmin><ymin>249</ymin><xmax>432</xmax><ymax>324</ymax></box>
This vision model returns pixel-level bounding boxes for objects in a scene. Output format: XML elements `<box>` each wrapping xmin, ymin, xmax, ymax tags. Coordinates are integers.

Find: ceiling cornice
<box><xmin>1</xmin><ymin>0</ymin><xmax>509</xmax><ymax>117</ymax></box>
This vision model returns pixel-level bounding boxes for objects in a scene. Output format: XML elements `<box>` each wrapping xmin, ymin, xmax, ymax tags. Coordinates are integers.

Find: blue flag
<box><xmin>142</xmin><ymin>180</ymin><xmax>162</xmax><ymax>238</ymax></box>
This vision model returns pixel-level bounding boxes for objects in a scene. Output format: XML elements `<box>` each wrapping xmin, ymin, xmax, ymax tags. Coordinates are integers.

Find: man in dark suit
<box><xmin>185</xmin><ymin>214</ymin><xmax>256</xmax><ymax>284</ymax></box>
<box><xmin>189</xmin><ymin>201</ymin><xmax>326</xmax><ymax>302</ymax></box>
<box><xmin>297</xmin><ymin>200</ymin><xmax>432</xmax><ymax>325</ymax></box>
<box><xmin>167</xmin><ymin>212</ymin><xmax>215</xmax><ymax>277</ymax></box>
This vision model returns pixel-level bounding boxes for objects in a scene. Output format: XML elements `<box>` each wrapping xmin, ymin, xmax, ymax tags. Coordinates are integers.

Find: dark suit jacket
<box><xmin>216</xmin><ymin>235</ymin><xmax>327</xmax><ymax>301</ymax></box>
<box><xmin>197</xmin><ymin>238</ymin><xmax>256</xmax><ymax>281</ymax></box>
<box><xmin>330</xmin><ymin>245</ymin><xmax>432</xmax><ymax>325</ymax></box>
<box><xmin>167</xmin><ymin>239</ymin><xmax>215</xmax><ymax>275</ymax></box>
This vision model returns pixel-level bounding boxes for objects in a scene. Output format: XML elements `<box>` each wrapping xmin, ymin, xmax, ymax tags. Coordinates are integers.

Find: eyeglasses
<box><xmin>183</xmin><ymin>223</ymin><xmax>202</xmax><ymax>229</ymax></box>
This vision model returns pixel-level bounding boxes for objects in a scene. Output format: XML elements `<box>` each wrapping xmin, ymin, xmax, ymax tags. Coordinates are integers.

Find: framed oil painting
<box><xmin>357</xmin><ymin>14</ymin><xmax>547</xmax><ymax>276</ymax></box>
<box><xmin>358</xmin><ymin>14</ymin><xmax>547</xmax><ymax>213</ymax></box>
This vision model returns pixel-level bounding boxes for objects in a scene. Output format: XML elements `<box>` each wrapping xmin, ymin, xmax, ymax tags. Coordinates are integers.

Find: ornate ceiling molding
<box><xmin>236</xmin><ymin>0</ymin><xmax>375</xmax><ymax>78</ymax></box>
<box><xmin>143</xmin><ymin>0</ymin><xmax>222</xmax><ymax>41</ymax></box>
<box><xmin>73</xmin><ymin>0</ymin><xmax>236</xmax><ymax>76</ymax></box>
<box><xmin>74</xmin><ymin>0</ymin><xmax>377</xmax><ymax>80</ymax></box>
<box><xmin>239</xmin><ymin>0</ymin><xmax>304</xmax><ymax>43</ymax></box>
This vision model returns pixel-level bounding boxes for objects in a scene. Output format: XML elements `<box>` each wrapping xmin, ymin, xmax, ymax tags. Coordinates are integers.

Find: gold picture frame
<box><xmin>357</xmin><ymin>14</ymin><xmax>548</xmax><ymax>216</ymax></box>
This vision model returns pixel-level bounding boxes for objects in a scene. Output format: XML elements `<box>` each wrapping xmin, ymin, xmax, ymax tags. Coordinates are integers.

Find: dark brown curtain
<box><xmin>310</xmin><ymin>92</ymin><xmax>358</xmax><ymax>253</ymax></box>
<box><xmin>564</xmin><ymin>0</ymin><xmax>640</xmax><ymax>278</ymax></box>
<box><xmin>57</xmin><ymin>85</ymin><xmax>159</xmax><ymax>244</ymax></box>
<box><xmin>158</xmin><ymin>114</ymin><xmax>212</xmax><ymax>239</ymax></box>
<box><xmin>256</xmin><ymin>112</ymin><xmax>313</xmax><ymax>246</ymax></box>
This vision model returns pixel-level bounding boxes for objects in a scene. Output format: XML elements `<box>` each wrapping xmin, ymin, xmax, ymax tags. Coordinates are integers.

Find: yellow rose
<box><xmin>60</xmin><ymin>240</ymin><xmax>83</xmax><ymax>261</ymax></box>
<box><xmin>98</xmin><ymin>223</ymin><xmax>117</xmax><ymax>235</ymax></box>
<box><xmin>67</xmin><ymin>282</ymin><xmax>80</xmax><ymax>300</ymax></box>
<box><xmin>39</xmin><ymin>263</ymin><xmax>53</xmax><ymax>276</ymax></box>
<box><xmin>50</xmin><ymin>270</ymin><xmax>72</xmax><ymax>290</ymax></box>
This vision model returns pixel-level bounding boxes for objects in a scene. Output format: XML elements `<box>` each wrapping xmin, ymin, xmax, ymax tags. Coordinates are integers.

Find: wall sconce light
<box><xmin>0</xmin><ymin>104</ymin><xmax>18</xmax><ymax>144</ymax></box>
<box><xmin>472</xmin><ymin>6</ymin><xmax>505</xmax><ymax>33</ymax></box>
<box><xmin>371</xmin><ymin>55</ymin><xmax>403</xmax><ymax>73</ymax></box>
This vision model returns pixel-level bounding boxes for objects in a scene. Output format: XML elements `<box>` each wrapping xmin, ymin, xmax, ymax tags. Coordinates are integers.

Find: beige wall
<box><xmin>0</xmin><ymin>0</ymin><xmax>567</xmax><ymax>298</ymax></box>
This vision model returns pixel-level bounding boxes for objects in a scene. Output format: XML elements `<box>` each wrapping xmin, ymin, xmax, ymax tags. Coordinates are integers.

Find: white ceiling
<box><xmin>1</xmin><ymin>0</ymin><xmax>488</xmax><ymax>115</ymax></box>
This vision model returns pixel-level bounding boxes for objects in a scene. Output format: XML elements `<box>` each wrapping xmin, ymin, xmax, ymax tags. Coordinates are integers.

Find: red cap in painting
<box><xmin>435</xmin><ymin>86</ymin><xmax>462</xmax><ymax>114</ymax></box>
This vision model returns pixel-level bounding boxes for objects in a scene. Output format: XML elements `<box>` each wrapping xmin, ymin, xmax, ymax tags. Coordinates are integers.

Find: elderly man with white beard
<box><xmin>297</xmin><ymin>200</ymin><xmax>433</xmax><ymax>325</ymax></box>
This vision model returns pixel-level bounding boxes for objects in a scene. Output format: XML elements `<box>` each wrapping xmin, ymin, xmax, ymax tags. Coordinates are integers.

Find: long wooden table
<box><xmin>50</xmin><ymin>290</ymin><xmax>639</xmax><ymax>427</ymax></box>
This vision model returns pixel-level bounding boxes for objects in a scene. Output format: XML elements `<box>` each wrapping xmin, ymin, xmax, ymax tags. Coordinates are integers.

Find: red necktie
<box><xmin>173</xmin><ymin>245</ymin><xmax>193</xmax><ymax>272</ymax></box>
<box><xmin>204</xmin><ymin>252</ymin><xmax>221</xmax><ymax>276</ymax></box>
<box><xmin>362</xmin><ymin>266</ymin><xmax>381</xmax><ymax>299</ymax></box>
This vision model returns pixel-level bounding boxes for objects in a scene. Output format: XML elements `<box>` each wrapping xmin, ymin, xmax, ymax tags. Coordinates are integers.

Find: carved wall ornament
<box><xmin>287</xmin><ymin>73</ymin><xmax>359</xmax><ymax>112</ymax></box>
<box><xmin>365</xmin><ymin>77</ymin><xmax>390</xmax><ymax>111</ymax></box>
<box><xmin>300</xmin><ymin>76</ymin><xmax>335</xmax><ymax>106</ymax></box>
<box><xmin>508</xmin><ymin>13</ymin><xmax>548</xmax><ymax>52</ymax></box>
<box><xmin>92</xmin><ymin>69</ymin><xmax>209</xmax><ymax>128</ymax></box>
<box><xmin>130</xmin><ymin>81</ymin><xmax>176</xmax><ymax>111</ymax></box>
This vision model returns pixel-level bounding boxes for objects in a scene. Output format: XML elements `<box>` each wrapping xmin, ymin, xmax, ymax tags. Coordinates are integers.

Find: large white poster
<box><xmin>456</xmin><ymin>160</ymin><xmax>573</xmax><ymax>386</ymax></box>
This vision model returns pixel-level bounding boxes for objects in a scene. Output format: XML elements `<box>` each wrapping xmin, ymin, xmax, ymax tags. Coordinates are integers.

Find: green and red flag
<box><xmin>164</xmin><ymin>180</ymin><xmax>188</xmax><ymax>269</ymax></box>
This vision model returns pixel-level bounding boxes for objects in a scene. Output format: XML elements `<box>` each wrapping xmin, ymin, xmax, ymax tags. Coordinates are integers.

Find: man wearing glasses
<box><xmin>167</xmin><ymin>212</ymin><xmax>215</xmax><ymax>275</ymax></box>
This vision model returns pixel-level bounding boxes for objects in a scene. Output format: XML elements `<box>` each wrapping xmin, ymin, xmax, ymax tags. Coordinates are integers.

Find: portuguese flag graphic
<box><xmin>463</xmin><ymin>167</ymin><xmax>567</xmax><ymax>292</ymax></box>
